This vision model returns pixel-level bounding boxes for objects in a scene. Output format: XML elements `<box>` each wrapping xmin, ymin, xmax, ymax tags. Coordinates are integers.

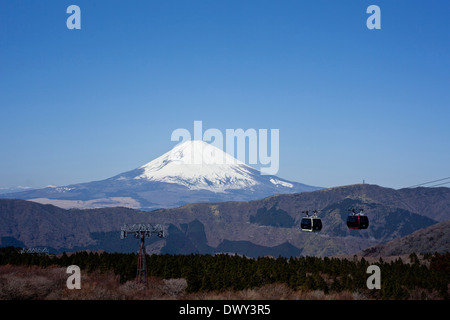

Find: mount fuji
<box><xmin>1</xmin><ymin>140</ymin><xmax>321</xmax><ymax>210</ymax></box>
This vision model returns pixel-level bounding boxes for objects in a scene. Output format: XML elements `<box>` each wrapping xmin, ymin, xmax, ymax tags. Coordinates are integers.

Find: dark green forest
<box><xmin>0</xmin><ymin>247</ymin><xmax>449</xmax><ymax>300</ymax></box>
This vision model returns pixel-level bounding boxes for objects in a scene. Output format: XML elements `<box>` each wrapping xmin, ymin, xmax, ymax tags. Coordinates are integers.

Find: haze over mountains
<box><xmin>0</xmin><ymin>140</ymin><xmax>319</xmax><ymax>210</ymax></box>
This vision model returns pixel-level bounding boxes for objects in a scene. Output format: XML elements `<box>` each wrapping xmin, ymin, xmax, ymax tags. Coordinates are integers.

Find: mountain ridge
<box><xmin>1</xmin><ymin>184</ymin><xmax>449</xmax><ymax>257</ymax></box>
<box><xmin>360</xmin><ymin>219</ymin><xmax>450</xmax><ymax>257</ymax></box>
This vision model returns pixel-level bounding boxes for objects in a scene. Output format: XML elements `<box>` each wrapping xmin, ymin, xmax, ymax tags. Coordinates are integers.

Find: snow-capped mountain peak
<box><xmin>135</xmin><ymin>140</ymin><xmax>259</xmax><ymax>192</ymax></box>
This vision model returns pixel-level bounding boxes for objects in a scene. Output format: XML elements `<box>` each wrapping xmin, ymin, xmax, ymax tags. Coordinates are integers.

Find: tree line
<box><xmin>0</xmin><ymin>247</ymin><xmax>448</xmax><ymax>299</ymax></box>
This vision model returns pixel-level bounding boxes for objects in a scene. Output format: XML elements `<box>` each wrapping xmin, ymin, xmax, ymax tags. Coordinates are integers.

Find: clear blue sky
<box><xmin>1</xmin><ymin>0</ymin><xmax>449</xmax><ymax>190</ymax></box>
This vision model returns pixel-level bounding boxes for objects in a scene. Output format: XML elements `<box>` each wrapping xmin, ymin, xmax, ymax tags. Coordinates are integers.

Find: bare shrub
<box><xmin>187</xmin><ymin>283</ymin><xmax>298</xmax><ymax>300</ymax></box>
<box><xmin>248</xmin><ymin>283</ymin><xmax>296</xmax><ymax>300</ymax></box>
<box><xmin>60</xmin><ymin>270</ymin><xmax>127</xmax><ymax>300</ymax></box>
<box><xmin>407</xmin><ymin>288</ymin><xmax>444</xmax><ymax>300</ymax></box>
<box><xmin>162</xmin><ymin>278</ymin><xmax>187</xmax><ymax>297</ymax></box>
<box><xmin>0</xmin><ymin>265</ymin><xmax>67</xmax><ymax>300</ymax></box>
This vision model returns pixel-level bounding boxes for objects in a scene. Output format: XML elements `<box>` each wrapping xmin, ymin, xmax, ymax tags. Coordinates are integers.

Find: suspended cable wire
<box><xmin>406</xmin><ymin>176</ymin><xmax>450</xmax><ymax>188</ymax></box>
<box><xmin>427</xmin><ymin>181</ymin><xmax>450</xmax><ymax>188</ymax></box>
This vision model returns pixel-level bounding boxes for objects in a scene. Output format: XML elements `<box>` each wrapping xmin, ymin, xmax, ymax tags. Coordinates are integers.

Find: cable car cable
<box><xmin>405</xmin><ymin>176</ymin><xmax>450</xmax><ymax>188</ymax></box>
<box><xmin>426</xmin><ymin>181</ymin><xmax>450</xmax><ymax>188</ymax></box>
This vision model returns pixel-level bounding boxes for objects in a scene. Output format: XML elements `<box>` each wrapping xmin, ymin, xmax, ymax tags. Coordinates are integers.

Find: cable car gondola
<box><xmin>300</xmin><ymin>210</ymin><xmax>322</xmax><ymax>232</ymax></box>
<box><xmin>346</xmin><ymin>208</ymin><xmax>369</xmax><ymax>230</ymax></box>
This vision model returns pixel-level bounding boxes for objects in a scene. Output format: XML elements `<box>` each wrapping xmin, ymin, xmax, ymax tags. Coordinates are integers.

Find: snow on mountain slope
<box><xmin>134</xmin><ymin>140</ymin><xmax>260</xmax><ymax>192</ymax></box>
<box><xmin>269</xmin><ymin>178</ymin><xmax>294</xmax><ymax>188</ymax></box>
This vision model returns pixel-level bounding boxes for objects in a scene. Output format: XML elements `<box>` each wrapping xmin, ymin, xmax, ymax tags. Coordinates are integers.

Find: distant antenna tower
<box><xmin>120</xmin><ymin>223</ymin><xmax>164</xmax><ymax>286</ymax></box>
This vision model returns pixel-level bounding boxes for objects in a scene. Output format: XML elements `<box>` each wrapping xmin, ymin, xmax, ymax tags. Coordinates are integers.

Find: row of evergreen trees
<box><xmin>0</xmin><ymin>247</ymin><xmax>448</xmax><ymax>299</ymax></box>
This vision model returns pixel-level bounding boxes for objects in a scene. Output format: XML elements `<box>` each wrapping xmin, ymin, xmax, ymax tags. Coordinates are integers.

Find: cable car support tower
<box><xmin>120</xmin><ymin>223</ymin><xmax>164</xmax><ymax>286</ymax></box>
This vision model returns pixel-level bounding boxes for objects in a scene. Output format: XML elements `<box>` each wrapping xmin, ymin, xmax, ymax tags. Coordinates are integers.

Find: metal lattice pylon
<box><xmin>120</xmin><ymin>223</ymin><xmax>164</xmax><ymax>287</ymax></box>
<box><xmin>136</xmin><ymin>233</ymin><xmax>147</xmax><ymax>285</ymax></box>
